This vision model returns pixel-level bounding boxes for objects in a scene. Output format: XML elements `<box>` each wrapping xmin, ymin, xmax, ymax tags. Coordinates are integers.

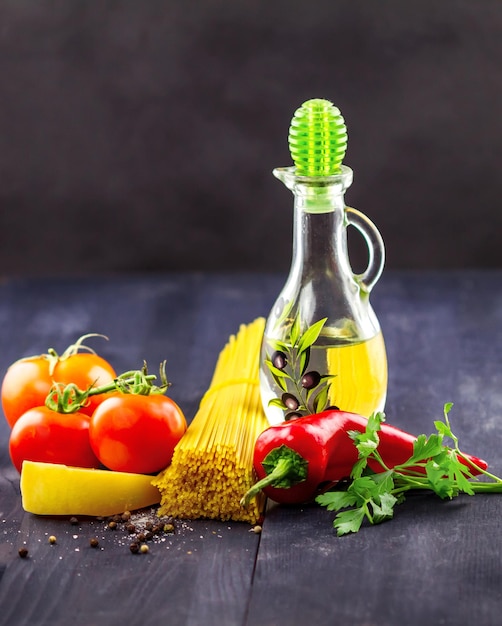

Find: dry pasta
<box><xmin>152</xmin><ymin>317</ymin><xmax>268</xmax><ymax>524</ymax></box>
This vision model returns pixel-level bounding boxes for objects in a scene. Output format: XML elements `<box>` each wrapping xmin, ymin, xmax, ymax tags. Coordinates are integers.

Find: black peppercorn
<box><xmin>129</xmin><ymin>542</ymin><xmax>139</xmax><ymax>554</ymax></box>
<box><xmin>18</xmin><ymin>547</ymin><xmax>28</xmax><ymax>558</ymax></box>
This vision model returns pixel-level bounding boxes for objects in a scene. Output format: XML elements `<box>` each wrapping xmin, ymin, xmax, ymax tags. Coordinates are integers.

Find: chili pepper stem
<box><xmin>241</xmin><ymin>444</ymin><xmax>309</xmax><ymax>508</ymax></box>
<box><xmin>241</xmin><ymin>458</ymin><xmax>294</xmax><ymax>509</ymax></box>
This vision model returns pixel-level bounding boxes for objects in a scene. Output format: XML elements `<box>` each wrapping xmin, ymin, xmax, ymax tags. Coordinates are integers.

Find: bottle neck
<box><xmin>274</xmin><ymin>166</ymin><xmax>353</xmax><ymax>278</ymax></box>
<box><xmin>291</xmin><ymin>202</ymin><xmax>347</xmax><ymax>277</ymax></box>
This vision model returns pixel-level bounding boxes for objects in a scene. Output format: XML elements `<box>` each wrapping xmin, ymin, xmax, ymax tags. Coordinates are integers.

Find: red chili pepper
<box><xmin>241</xmin><ymin>410</ymin><xmax>488</xmax><ymax>506</ymax></box>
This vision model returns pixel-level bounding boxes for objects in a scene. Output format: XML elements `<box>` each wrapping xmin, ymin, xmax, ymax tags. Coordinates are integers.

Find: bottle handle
<box><xmin>345</xmin><ymin>206</ymin><xmax>385</xmax><ymax>293</ymax></box>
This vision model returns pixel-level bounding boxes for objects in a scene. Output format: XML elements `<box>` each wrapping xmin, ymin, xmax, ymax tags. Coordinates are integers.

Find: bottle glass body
<box><xmin>260</xmin><ymin>166</ymin><xmax>388</xmax><ymax>424</ymax></box>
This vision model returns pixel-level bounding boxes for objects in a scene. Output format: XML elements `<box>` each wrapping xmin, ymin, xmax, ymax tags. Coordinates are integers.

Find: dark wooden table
<box><xmin>1</xmin><ymin>271</ymin><xmax>501</xmax><ymax>626</ymax></box>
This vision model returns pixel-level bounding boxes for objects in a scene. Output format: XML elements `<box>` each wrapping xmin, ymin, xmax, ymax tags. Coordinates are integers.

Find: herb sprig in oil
<box><xmin>264</xmin><ymin>316</ymin><xmax>337</xmax><ymax>419</ymax></box>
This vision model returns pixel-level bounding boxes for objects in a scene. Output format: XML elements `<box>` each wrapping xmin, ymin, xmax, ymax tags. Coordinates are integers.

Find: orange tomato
<box><xmin>1</xmin><ymin>336</ymin><xmax>116</xmax><ymax>428</ymax></box>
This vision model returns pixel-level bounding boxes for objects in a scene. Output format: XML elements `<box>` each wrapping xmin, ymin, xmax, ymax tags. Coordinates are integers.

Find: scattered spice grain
<box><xmin>18</xmin><ymin>547</ymin><xmax>28</xmax><ymax>558</ymax></box>
<box><xmin>48</xmin><ymin>535</ymin><xmax>57</xmax><ymax>544</ymax></box>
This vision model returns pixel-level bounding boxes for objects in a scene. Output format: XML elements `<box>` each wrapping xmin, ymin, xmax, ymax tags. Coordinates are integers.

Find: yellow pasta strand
<box><xmin>152</xmin><ymin>318</ymin><xmax>268</xmax><ymax>524</ymax></box>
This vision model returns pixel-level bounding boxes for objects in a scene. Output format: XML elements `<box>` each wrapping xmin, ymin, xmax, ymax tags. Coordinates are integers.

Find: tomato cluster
<box><xmin>1</xmin><ymin>336</ymin><xmax>187</xmax><ymax>475</ymax></box>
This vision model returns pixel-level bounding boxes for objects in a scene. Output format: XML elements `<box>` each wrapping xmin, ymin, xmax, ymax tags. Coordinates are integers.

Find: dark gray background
<box><xmin>0</xmin><ymin>0</ymin><xmax>501</xmax><ymax>277</ymax></box>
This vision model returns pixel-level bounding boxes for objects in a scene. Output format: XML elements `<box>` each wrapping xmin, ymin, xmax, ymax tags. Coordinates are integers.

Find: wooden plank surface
<box><xmin>1</xmin><ymin>272</ymin><xmax>502</xmax><ymax>625</ymax></box>
<box><xmin>0</xmin><ymin>513</ymin><xmax>260</xmax><ymax>626</ymax></box>
<box><xmin>248</xmin><ymin>494</ymin><xmax>502</xmax><ymax>626</ymax></box>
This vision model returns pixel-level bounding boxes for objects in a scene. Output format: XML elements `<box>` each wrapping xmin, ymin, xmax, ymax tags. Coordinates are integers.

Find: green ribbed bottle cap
<box><xmin>288</xmin><ymin>99</ymin><xmax>348</xmax><ymax>176</ymax></box>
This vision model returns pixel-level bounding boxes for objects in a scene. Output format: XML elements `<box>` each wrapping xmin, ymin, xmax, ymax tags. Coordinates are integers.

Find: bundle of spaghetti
<box><xmin>152</xmin><ymin>317</ymin><xmax>268</xmax><ymax>524</ymax></box>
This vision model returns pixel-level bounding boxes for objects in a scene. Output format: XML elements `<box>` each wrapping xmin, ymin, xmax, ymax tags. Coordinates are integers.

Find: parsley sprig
<box><xmin>316</xmin><ymin>403</ymin><xmax>502</xmax><ymax>536</ymax></box>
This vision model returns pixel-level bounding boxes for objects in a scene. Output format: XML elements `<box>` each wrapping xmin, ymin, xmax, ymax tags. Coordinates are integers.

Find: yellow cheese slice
<box><xmin>20</xmin><ymin>461</ymin><xmax>161</xmax><ymax>517</ymax></box>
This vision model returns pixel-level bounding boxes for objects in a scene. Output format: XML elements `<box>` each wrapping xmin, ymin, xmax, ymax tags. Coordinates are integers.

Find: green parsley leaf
<box><xmin>434</xmin><ymin>420</ymin><xmax>452</xmax><ymax>438</ymax></box>
<box><xmin>350</xmin><ymin>457</ymin><xmax>369</xmax><ymax>480</ymax></box>
<box><xmin>448</xmin><ymin>453</ymin><xmax>475</xmax><ymax>495</ymax></box>
<box><xmin>425</xmin><ymin>458</ymin><xmax>458</xmax><ymax>499</ymax></box>
<box><xmin>408</xmin><ymin>433</ymin><xmax>445</xmax><ymax>465</ymax></box>
<box><xmin>316</xmin><ymin>490</ymin><xmax>357</xmax><ymax>512</ymax></box>
<box><xmin>372</xmin><ymin>469</ymin><xmax>395</xmax><ymax>494</ymax></box>
<box><xmin>371</xmin><ymin>491</ymin><xmax>397</xmax><ymax>524</ymax></box>
<box><xmin>349</xmin><ymin>475</ymin><xmax>380</xmax><ymax>501</ymax></box>
<box><xmin>333</xmin><ymin>507</ymin><xmax>366</xmax><ymax>536</ymax></box>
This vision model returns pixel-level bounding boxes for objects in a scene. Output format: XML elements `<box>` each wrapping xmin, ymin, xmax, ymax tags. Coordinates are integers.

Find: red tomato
<box><xmin>89</xmin><ymin>395</ymin><xmax>187</xmax><ymax>474</ymax></box>
<box><xmin>9</xmin><ymin>406</ymin><xmax>100</xmax><ymax>473</ymax></box>
<box><xmin>2</xmin><ymin>352</ymin><xmax>116</xmax><ymax>428</ymax></box>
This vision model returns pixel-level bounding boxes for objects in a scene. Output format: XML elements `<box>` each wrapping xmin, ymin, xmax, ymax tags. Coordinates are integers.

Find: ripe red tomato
<box><xmin>89</xmin><ymin>394</ymin><xmax>187</xmax><ymax>474</ymax></box>
<box><xmin>2</xmin><ymin>352</ymin><xmax>116</xmax><ymax>428</ymax></box>
<box><xmin>9</xmin><ymin>406</ymin><xmax>100</xmax><ymax>473</ymax></box>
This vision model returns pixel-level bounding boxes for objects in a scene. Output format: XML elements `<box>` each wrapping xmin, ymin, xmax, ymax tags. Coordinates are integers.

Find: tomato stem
<box><xmin>44</xmin><ymin>334</ymin><xmax>109</xmax><ymax>375</ymax></box>
<box><xmin>60</xmin><ymin>333</ymin><xmax>109</xmax><ymax>360</ymax></box>
<box><xmin>45</xmin><ymin>361</ymin><xmax>171</xmax><ymax>414</ymax></box>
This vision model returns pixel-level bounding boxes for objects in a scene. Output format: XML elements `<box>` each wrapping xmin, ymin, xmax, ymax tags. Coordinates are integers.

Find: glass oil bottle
<box><xmin>260</xmin><ymin>99</ymin><xmax>388</xmax><ymax>424</ymax></box>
